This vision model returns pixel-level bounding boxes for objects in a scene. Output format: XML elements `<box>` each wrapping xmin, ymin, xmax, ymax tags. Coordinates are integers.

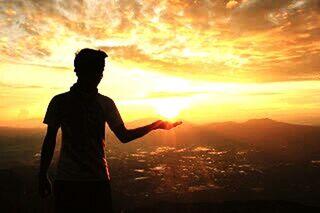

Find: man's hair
<box><xmin>74</xmin><ymin>48</ymin><xmax>108</xmax><ymax>74</ymax></box>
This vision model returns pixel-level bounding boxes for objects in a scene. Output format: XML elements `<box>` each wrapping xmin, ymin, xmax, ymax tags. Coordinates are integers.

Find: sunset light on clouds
<box><xmin>1</xmin><ymin>0</ymin><xmax>320</xmax><ymax>127</ymax></box>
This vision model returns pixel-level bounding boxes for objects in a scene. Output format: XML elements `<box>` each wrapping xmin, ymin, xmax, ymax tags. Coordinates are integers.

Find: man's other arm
<box><xmin>38</xmin><ymin>124</ymin><xmax>59</xmax><ymax>197</ymax></box>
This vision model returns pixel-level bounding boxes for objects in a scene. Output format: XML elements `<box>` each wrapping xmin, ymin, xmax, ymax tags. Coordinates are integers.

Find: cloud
<box><xmin>226</xmin><ymin>1</ymin><xmax>239</xmax><ymax>9</ymax></box>
<box><xmin>0</xmin><ymin>0</ymin><xmax>319</xmax><ymax>82</ymax></box>
<box><xmin>18</xmin><ymin>109</ymin><xmax>30</xmax><ymax>119</ymax></box>
<box><xmin>145</xmin><ymin>91</ymin><xmax>210</xmax><ymax>99</ymax></box>
<box><xmin>0</xmin><ymin>82</ymin><xmax>42</xmax><ymax>89</ymax></box>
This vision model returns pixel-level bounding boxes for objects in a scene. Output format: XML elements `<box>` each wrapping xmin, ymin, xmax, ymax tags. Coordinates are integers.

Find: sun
<box><xmin>151</xmin><ymin>98</ymin><xmax>190</xmax><ymax>121</ymax></box>
<box><xmin>155</xmin><ymin>104</ymin><xmax>181</xmax><ymax>120</ymax></box>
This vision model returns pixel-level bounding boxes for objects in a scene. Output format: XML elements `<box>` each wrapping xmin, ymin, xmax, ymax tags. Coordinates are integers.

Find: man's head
<box><xmin>74</xmin><ymin>48</ymin><xmax>108</xmax><ymax>88</ymax></box>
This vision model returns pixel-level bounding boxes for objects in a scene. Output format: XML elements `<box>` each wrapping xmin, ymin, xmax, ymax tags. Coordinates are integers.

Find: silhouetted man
<box><xmin>38</xmin><ymin>48</ymin><xmax>182</xmax><ymax>212</ymax></box>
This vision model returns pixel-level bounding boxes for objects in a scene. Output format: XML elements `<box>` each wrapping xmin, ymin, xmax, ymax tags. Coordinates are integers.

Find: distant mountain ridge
<box><xmin>2</xmin><ymin>118</ymin><xmax>320</xmax><ymax>154</ymax></box>
<box><xmin>204</xmin><ymin>118</ymin><xmax>320</xmax><ymax>156</ymax></box>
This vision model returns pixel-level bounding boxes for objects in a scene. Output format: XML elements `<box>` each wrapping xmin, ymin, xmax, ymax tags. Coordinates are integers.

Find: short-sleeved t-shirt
<box><xmin>43</xmin><ymin>90</ymin><xmax>124</xmax><ymax>181</ymax></box>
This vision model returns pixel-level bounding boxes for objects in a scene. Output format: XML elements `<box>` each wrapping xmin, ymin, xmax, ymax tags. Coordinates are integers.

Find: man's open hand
<box><xmin>152</xmin><ymin>120</ymin><xmax>183</xmax><ymax>130</ymax></box>
<box><xmin>39</xmin><ymin>174</ymin><xmax>52</xmax><ymax>198</ymax></box>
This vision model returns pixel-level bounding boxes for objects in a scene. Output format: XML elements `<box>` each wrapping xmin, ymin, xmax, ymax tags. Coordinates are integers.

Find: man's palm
<box><xmin>153</xmin><ymin>120</ymin><xmax>182</xmax><ymax>130</ymax></box>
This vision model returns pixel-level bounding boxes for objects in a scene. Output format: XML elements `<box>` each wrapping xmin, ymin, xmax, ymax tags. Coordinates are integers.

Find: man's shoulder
<box><xmin>97</xmin><ymin>93</ymin><xmax>114</xmax><ymax>104</ymax></box>
<box><xmin>49</xmin><ymin>92</ymin><xmax>72</xmax><ymax>106</ymax></box>
<box><xmin>51</xmin><ymin>92</ymin><xmax>70</xmax><ymax>101</ymax></box>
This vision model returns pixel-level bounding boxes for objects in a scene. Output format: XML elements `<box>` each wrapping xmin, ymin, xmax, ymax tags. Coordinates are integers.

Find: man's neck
<box><xmin>74</xmin><ymin>82</ymin><xmax>97</xmax><ymax>93</ymax></box>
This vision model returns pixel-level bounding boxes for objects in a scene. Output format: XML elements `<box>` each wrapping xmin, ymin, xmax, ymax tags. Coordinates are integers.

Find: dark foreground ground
<box><xmin>128</xmin><ymin>201</ymin><xmax>320</xmax><ymax>213</ymax></box>
<box><xmin>1</xmin><ymin>120</ymin><xmax>320</xmax><ymax>212</ymax></box>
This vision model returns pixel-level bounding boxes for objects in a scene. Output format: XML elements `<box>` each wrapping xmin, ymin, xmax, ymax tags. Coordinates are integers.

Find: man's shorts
<box><xmin>53</xmin><ymin>180</ymin><xmax>113</xmax><ymax>213</ymax></box>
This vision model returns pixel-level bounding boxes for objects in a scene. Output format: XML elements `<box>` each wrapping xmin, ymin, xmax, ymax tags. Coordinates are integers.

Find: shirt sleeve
<box><xmin>43</xmin><ymin>96</ymin><xmax>61</xmax><ymax>126</ymax></box>
<box><xmin>105</xmin><ymin>99</ymin><xmax>124</xmax><ymax>130</ymax></box>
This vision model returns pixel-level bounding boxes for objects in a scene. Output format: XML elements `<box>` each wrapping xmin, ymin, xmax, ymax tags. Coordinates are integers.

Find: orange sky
<box><xmin>1</xmin><ymin>0</ymin><xmax>320</xmax><ymax>127</ymax></box>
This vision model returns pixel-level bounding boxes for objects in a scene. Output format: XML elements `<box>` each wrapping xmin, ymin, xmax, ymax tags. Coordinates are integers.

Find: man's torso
<box><xmin>45</xmin><ymin>91</ymin><xmax>115</xmax><ymax>181</ymax></box>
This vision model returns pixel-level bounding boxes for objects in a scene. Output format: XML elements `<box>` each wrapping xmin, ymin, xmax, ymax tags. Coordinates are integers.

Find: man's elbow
<box><xmin>119</xmin><ymin>135</ymin><xmax>131</xmax><ymax>143</ymax></box>
<box><xmin>42</xmin><ymin>136</ymin><xmax>56</xmax><ymax>150</ymax></box>
<box><xmin>43</xmin><ymin>133</ymin><xmax>57</xmax><ymax>145</ymax></box>
<box><xmin>113</xmin><ymin>125</ymin><xmax>132</xmax><ymax>144</ymax></box>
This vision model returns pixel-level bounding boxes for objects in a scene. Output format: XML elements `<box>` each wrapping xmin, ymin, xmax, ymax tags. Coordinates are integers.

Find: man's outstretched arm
<box><xmin>38</xmin><ymin>124</ymin><xmax>59</xmax><ymax>197</ymax></box>
<box><xmin>106</xmin><ymin>99</ymin><xmax>182</xmax><ymax>143</ymax></box>
<box><xmin>111</xmin><ymin>120</ymin><xmax>182</xmax><ymax>143</ymax></box>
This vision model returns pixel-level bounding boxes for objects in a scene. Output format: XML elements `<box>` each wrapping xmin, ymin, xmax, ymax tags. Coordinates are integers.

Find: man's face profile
<box><xmin>78</xmin><ymin>66</ymin><xmax>104</xmax><ymax>88</ymax></box>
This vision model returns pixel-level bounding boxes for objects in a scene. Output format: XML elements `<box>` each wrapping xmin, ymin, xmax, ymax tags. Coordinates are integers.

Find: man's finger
<box><xmin>153</xmin><ymin>120</ymin><xmax>163</xmax><ymax>128</ymax></box>
<box><xmin>43</xmin><ymin>188</ymin><xmax>51</xmax><ymax>198</ymax></box>
<box><xmin>173</xmin><ymin>121</ymin><xmax>183</xmax><ymax>127</ymax></box>
<box><xmin>40</xmin><ymin>190</ymin><xmax>48</xmax><ymax>198</ymax></box>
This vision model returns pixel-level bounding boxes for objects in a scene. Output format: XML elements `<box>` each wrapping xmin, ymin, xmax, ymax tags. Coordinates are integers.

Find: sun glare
<box><xmin>156</xmin><ymin>104</ymin><xmax>181</xmax><ymax>120</ymax></box>
<box><xmin>151</xmin><ymin>98</ymin><xmax>190</xmax><ymax>121</ymax></box>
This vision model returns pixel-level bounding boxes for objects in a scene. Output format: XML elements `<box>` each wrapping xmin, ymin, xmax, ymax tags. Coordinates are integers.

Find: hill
<box><xmin>205</xmin><ymin>118</ymin><xmax>320</xmax><ymax>157</ymax></box>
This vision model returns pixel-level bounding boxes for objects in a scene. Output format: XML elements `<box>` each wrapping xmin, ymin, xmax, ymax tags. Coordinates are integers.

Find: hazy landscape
<box><xmin>1</xmin><ymin>118</ymin><xmax>320</xmax><ymax>212</ymax></box>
